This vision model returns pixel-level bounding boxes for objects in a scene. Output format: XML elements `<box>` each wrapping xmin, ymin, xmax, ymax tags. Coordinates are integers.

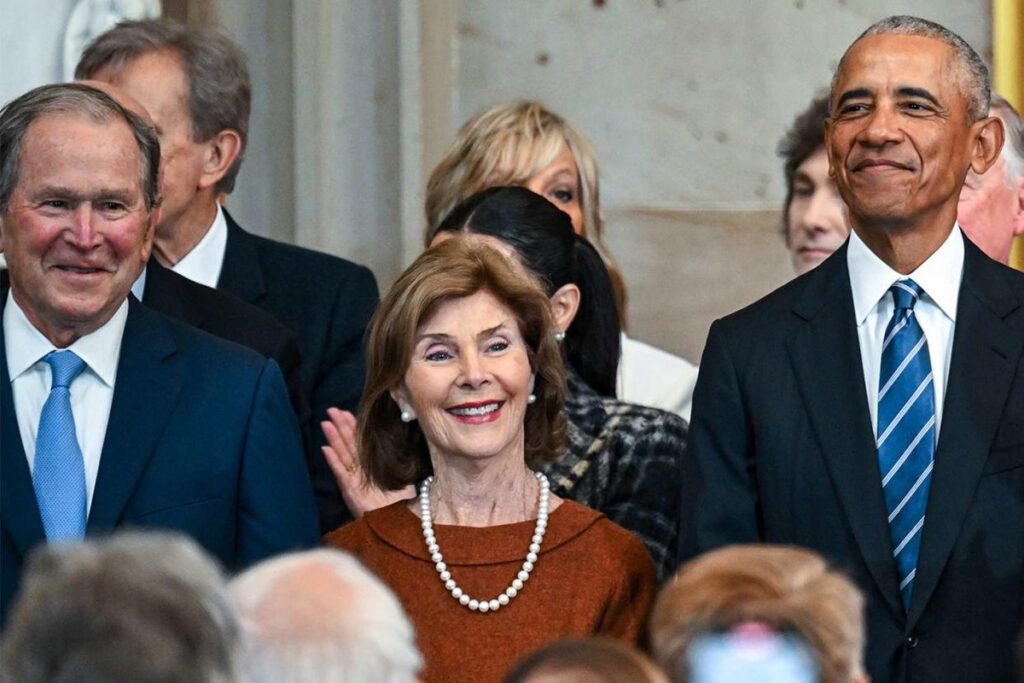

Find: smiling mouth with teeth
<box><xmin>448</xmin><ymin>402</ymin><xmax>502</xmax><ymax>417</ymax></box>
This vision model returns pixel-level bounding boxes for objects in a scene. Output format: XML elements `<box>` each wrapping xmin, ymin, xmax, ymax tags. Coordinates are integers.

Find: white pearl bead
<box><xmin>419</xmin><ymin>472</ymin><xmax>550</xmax><ymax>615</ymax></box>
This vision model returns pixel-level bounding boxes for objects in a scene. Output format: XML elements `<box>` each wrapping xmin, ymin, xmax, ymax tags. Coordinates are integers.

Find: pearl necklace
<box><xmin>419</xmin><ymin>471</ymin><xmax>549</xmax><ymax>613</ymax></box>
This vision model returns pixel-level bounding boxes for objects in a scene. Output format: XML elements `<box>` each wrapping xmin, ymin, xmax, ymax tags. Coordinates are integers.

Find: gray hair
<box><xmin>992</xmin><ymin>94</ymin><xmax>1024</xmax><ymax>184</ymax></box>
<box><xmin>75</xmin><ymin>19</ymin><xmax>250</xmax><ymax>194</ymax></box>
<box><xmin>832</xmin><ymin>15</ymin><xmax>991</xmax><ymax>123</ymax></box>
<box><xmin>0</xmin><ymin>82</ymin><xmax>160</xmax><ymax>214</ymax></box>
<box><xmin>231</xmin><ymin>549</ymin><xmax>422</xmax><ymax>683</ymax></box>
<box><xmin>0</xmin><ymin>531</ymin><xmax>242</xmax><ymax>683</ymax></box>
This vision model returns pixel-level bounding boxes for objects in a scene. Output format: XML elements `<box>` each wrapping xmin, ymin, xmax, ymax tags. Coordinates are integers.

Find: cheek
<box><xmin>569</xmin><ymin>204</ymin><xmax>585</xmax><ymax>236</ymax></box>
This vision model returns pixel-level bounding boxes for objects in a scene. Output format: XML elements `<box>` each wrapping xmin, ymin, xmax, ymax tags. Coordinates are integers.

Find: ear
<box><xmin>549</xmin><ymin>283</ymin><xmax>581</xmax><ymax>334</ymax></box>
<box><xmin>388</xmin><ymin>384</ymin><xmax>415</xmax><ymax>420</ymax></box>
<box><xmin>968</xmin><ymin>115</ymin><xmax>1005</xmax><ymax>176</ymax></box>
<box><xmin>139</xmin><ymin>203</ymin><xmax>161</xmax><ymax>263</ymax></box>
<box><xmin>197</xmin><ymin>129</ymin><xmax>243</xmax><ymax>191</ymax></box>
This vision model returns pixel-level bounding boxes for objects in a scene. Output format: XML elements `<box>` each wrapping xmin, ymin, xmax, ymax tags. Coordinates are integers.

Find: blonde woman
<box><xmin>424</xmin><ymin>101</ymin><xmax>697</xmax><ymax>420</ymax></box>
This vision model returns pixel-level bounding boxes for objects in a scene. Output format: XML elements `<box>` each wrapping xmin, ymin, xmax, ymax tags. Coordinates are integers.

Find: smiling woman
<box><xmin>326</xmin><ymin>237</ymin><xmax>656</xmax><ymax>683</ymax></box>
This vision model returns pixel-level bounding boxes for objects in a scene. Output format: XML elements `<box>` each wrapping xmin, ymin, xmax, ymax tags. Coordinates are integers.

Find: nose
<box><xmin>457</xmin><ymin>351</ymin><xmax>491</xmax><ymax>389</ymax></box>
<box><xmin>859</xmin><ymin>103</ymin><xmax>903</xmax><ymax>147</ymax></box>
<box><xmin>66</xmin><ymin>204</ymin><xmax>100</xmax><ymax>248</ymax></box>
<box><xmin>801</xmin><ymin>189</ymin><xmax>842</xmax><ymax>234</ymax></box>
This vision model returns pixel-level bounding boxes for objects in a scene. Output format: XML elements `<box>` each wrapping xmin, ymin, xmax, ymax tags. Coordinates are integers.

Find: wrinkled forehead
<box><xmin>833</xmin><ymin>34</ymin><xmax>961</xmax><ymax>103</ymax></box>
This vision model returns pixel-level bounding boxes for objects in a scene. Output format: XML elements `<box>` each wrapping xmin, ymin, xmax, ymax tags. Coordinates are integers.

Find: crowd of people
<box><xmin>1</xmin><ymin>11</ymin><xmax>1023</xmax><ymax>683</ymax></box>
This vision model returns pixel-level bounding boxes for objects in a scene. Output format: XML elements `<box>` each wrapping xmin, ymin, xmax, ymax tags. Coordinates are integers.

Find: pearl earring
<box><xmin>554</xmin><ymin>331</ymin><xmax>566</xmax><ymax>342</ymax></box>
<box><xmin>527</xmin><ymin>394</ymin><xmax>537</xmax><ymax>404</ymax></box>
<box><xmin>400</xmin><ymin>409</ymin><xmax>414</xmax><ymax>423</ymax></box>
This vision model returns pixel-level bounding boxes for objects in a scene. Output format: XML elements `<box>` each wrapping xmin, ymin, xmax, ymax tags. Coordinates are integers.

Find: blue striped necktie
<box><xmin>33</xmin><ymin>350</ymin><xmax>88</xmax><ymax>541</ymax></box>
<box><xmin>876</xmin><ymin>279</ymin><xmax>935</xmax><ymax>608</ymax></box>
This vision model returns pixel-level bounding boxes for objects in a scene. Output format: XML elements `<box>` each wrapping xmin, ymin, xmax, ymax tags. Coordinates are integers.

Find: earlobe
<box><xmin>389</xmin><ymin>385</ymin><xmax>415</xmax><ymax>421</ymax></box>
<box><xmin>969</xmin><ymin>115</ymin><xmax>1005</xmax><ymax>175</ymax></box>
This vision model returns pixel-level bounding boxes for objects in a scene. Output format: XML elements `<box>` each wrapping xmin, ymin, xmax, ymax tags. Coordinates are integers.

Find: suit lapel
<box><xmin>785</xmin><ymin>248</ymin><xmax>905</xmax><ymax>618</ymax></box>
<box><xmin>87</xmin><ymin>299</ymin><xmax>185</xmax><ymax>531</ymax></box>
<box><xmin>906</xmin><ymin>239</ymin><xmax>1021</xmax><ymax>627</ymax></box>
<box><xmin>217</xmin><ymin>210</ymin><xmax>267</xmax><ymax>304</ymax></box>
<box><xmin>0</xmin><ymin>308</ymin><xmax>47</xmax><ymax>558</ymax></box>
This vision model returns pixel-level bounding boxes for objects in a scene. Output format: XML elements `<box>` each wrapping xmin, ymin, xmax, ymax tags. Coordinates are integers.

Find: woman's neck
<box><xmin>419</xmin><ymin>456</ymin><xmax>541</xmax><ymax>527</ymax></box>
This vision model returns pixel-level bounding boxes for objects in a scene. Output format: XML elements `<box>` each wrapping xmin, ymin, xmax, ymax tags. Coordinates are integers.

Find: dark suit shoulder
<box><xmin>240</xmin><ymin>225</ymin><xmax>377</xmax><ymax>291</ymax></box>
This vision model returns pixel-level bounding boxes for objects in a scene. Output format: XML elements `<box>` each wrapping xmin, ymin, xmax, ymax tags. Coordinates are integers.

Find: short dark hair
<box><xmin>0</xmin><ymin>82</ymin><xmax>160</xmax><ymax>214</ymax></box>
<box><xmin>431</xmin><ymin>186</ymin><xmax>621</xmax><ymax>398</ymax></box>
<box><xmin>0</xmin><ymin>532</ymin><xmax>241</xmax><ymax>683</ymax></box>
<box><xmin>75</xmin><ymin>18</ymin><xmax>250</xmax><ymax>194</ymax></box>
<box><xmin>832</xmin><ymin>15</ymin><xmax>990</xmax><ymax>123</ymax></box>
<box><xmin>359</xmin><ymin>236</ymin><xmax>567</xmax><ymax>490</ymax></box>
<box><xmin>778</xmin><ymin>93</ymin><xmax>830</xmax><ymax>231</ymax></box>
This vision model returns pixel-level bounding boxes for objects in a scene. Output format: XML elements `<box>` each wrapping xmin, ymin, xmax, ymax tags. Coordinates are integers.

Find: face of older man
<box><xmin>826</xmin><ymin>34</ymin><xmax>989</xmax><ymax>240</ymax></box>
<box><xmin>0</xmin><ymin>112</ymin><xmax>154</xmax><ymax>346</ymax></box>
<box><xmin>958</xmin><ymin>153</ymin><xmax>1024</xmax><ymax>264</ymax></box>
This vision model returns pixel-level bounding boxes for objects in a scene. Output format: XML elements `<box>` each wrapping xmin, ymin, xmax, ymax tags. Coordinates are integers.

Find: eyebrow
<box><xmin>416</xmin><ymin>322</ymin><xmax>511</xmax><ymax>345</ymax></box>
<box><xmin>836</xmin><ymin>88</ymin><xmax>873</xmax><ymax>107</ymax></box>
<box><xmin>30</xmin><ymin>186</ymin><xmax>138</xmax><ymax>204</ymax></box>
<box><xmin>896</xmin><ymin>87</ymin><xmax>940</xmax><ymax>106</ymax></box>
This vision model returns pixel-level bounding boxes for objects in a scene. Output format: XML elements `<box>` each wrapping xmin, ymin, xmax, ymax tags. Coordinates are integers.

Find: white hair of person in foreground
<box><xmin>230</xmin><ymin>548</ymin><xmax>423</xmax><ymax>683</ymax></box>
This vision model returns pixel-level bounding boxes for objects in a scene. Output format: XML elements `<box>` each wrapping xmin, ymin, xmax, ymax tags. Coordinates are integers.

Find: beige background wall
<box><xmin>0</xmin><ymin>0</ymin><xmax>991</xmax><ymax>363</ymax></box>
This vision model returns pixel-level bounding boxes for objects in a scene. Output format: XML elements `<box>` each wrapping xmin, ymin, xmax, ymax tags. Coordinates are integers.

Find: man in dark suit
<box><xmin>76</xmin><ymin>20</ymin><xmax>379</xmax><ymax>532</ymax></box>
<box><xmin>0</xmin><ymin>83</ymin><xmax>319</xmax><ymax>624</ymax></box>
<box><xmin>682</xmin><ymin>17</ymin><xmax>1017</xmax><ymax>683</ymax></box>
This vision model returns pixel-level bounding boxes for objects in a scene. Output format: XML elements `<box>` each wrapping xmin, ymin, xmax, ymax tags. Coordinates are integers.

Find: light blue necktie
<box><xmin>33</xmin><ymin>350</ymin><xmax>88</xmax><ymax>541</ymax></box>
<box><xmin>876</xmin><ymin>279</ymin><xmax>935</xmax><ymax>608</ymax></box>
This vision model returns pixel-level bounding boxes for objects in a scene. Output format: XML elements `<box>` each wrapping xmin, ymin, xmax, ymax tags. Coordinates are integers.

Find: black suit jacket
<box><xmin>682</xmin><ymin>235</ymin><xmax>1024</xmax><ymax>683</ymax></box>
<box><xmin>216</xmin><ymin>211</ymin><xmax>379</xmax><ymax>532</ymax></box>
<box><xmin>1</xmin><ymin>298</ymin><xmax>320</xmax><ymax>624</ymax></box>
<box><xmin>141</xmin><ymin>260</ymin><xmax>310</xmax><ymax>438</ymax></box>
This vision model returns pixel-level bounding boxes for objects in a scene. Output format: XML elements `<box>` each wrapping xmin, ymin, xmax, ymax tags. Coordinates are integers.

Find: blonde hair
<box><xmin>424</xmin><ymin>101</ymin><xmax>629</xmax><ymax>321</ymax></box>
<box><xmin>650</xmin><ymin>545</ymin><xmax>866</xmax><ymax>683</ymax></box>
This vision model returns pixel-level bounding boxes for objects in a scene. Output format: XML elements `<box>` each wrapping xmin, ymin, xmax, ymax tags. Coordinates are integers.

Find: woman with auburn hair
<box><xmin>424</xmin><ymin>100</ymin><xmax>698</xmax><ymax>420</ymax></box>
<box><xmin>650</xmin><ymin>545</ymin><xmax>868</xmax><ymax>683</ymax></box>
<box><xmin>325</xmin><ymin>188</ymin><xmax>686</xmax><ymax>580</ymax></box>
<box><xmin>326</xmin><ymin>237</ymin><xmax>656</xmax><ymax>683</ymax></box>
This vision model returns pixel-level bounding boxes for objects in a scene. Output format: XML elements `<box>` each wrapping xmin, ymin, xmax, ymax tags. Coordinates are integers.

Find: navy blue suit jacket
<box><xmin>0</xmin><ymin>297</ymin><xmax>320</xmax><ymax>624</ymax></box>
<box><xmin>682</xmin><ymin>236</ymin><xmax>1024</xmax><ymax>683</ymax></box>
<box><xmin>217</xmin><ymin>212</ymin><xmax>379</xmax><ymax>532</ymax></box>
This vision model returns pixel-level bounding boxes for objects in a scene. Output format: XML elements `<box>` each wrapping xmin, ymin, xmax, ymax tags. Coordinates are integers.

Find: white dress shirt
<box><xmin>171</xmin><ymin>203</ymin><xmax>228</xmax><ymax>288</ymax></box>
<box><xmin>847</xmin><ymin>226</ymin><xmax>963</xmax><ymax>437</ymax></box>
<box><xmin>5</xmin><ymin>292</ymin><xmax>128</xmax><ymax>513</ymax></box>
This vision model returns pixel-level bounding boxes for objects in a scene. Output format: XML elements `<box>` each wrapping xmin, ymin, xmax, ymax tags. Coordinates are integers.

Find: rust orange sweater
<box><xmin>326</xmin><ymin>499</ymin><xmax>656</xmax><ymax>683</ymax></box>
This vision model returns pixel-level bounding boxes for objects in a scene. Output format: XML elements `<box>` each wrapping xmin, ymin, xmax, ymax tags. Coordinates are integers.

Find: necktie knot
<box><xmin>45</xmin><ymin>350</ymin><xmax>86</xmax><ymax>389</ymax></box>
<box><xmin>890</xmin><ymin>279</ymin><xmax>923</xmax><ymax>312</ymax></box>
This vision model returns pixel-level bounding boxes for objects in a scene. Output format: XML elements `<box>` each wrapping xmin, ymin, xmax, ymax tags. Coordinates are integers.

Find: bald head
<box><xmin>230</xmin><ymin>550</ymin><xmax>421</xmax><ymax>683</ymax></box>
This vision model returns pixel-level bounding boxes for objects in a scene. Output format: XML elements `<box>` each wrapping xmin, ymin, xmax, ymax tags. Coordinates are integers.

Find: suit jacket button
<box><xmin>906</xmin><ymin>635</ymin><xmax>919</xmax><ymax>648</ymax></box>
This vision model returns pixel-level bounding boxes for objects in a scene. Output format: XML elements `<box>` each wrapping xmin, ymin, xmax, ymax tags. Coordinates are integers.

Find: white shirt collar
<box><xmin>131</xmin><ymin>264</ymin><xmax>148</xmax><ymax>301</ymax></box>
<box><xmin>170</xmin><ymin>203</ymin><xmax>228</xmax><ymax>289</ymax></box>
<box><xmin>4</xmin><ymin>291</ymin><xmax>128</xmax><ymax>387</ymax></box>
<box><xmin>847</xmin><ymin>224</ymin><xmax>964</xmax><ymax>325</ymax></box>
